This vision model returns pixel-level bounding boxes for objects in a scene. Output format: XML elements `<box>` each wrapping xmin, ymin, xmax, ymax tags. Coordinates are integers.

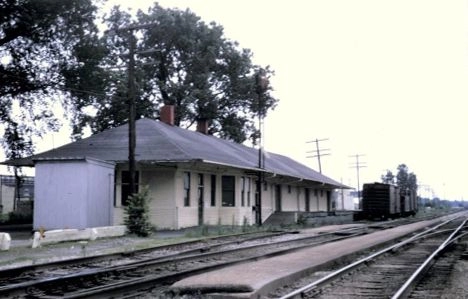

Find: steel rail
<box><xmin>0</xmin><ymin>230</ymin><xmax>288</xmax><ymax>282</ymax></box>
<box><xmin>278</xmin><ymin>215</ymin><xmax>463</xmax><ymax>299</ymax></box>
<box><xmin>0</xmin><ymin>229</ymin><xmax>367</xmax><ymax>297</ymax></box>
<box><xmin>391</xmin><ymin>217</ymin><xmax>468</xmax><ymax>299</ymax></box>
<box><xmin>42</xmin><ymin>232</ymin><xmax>369</xmax><ymax>298</ymax></box>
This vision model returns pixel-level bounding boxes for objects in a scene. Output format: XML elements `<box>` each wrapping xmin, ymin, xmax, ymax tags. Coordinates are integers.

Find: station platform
<box><xmin>171</xmin><ymin>215</ymin><xmax>459</xmax><ymax>298</ymax></box>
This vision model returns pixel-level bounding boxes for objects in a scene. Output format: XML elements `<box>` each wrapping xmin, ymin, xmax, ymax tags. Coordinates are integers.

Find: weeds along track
<box><xmin>274</xmin><ymin>216</ymin><xmax>468</xmax><ymax>299</ymax></box>
<box><xmin>0</xmin><ymin>216</ymin><xmax>453</xmax><ymax>298</ymax></box>
<box><xmin>0</xmin><ymin>227</ymin><xmax>370</xmax><ymax>298</ymax></box>
<box><xmin>0</xmin><ymin>231</ymin><xmax>287</xmax><ymax>285</ymax></box>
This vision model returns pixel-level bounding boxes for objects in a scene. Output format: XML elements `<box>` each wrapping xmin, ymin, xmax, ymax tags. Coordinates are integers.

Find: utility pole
<box><xmin>115</xmin><ymin>22</ymin><xmax>159</xmax><ymax>198</ymax></box>
<box><xmin>127</xmin><ymin>33</ymin><xmax>137</xmax><ymax>196</ymax></box>
<box><xmin>306</xmin><ymin>138</ymin><xmax>330</xmax><ymax>173</ymax></box>
<box><xmin>255</xmin><ymin>69</ymin><xmax>269</xmax><ymax>226</ymax></box>
<box><xmin>349</xmin><ymin>154</ymin><xmax>366</xmax><ymax>209</ymax></box>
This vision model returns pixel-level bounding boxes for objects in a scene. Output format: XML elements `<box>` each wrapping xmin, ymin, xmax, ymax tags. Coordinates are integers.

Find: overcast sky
<box><xmin>103</xmin><ymin>0</ymin><xmax>467</xmax><ymax>200</ymax></box>
<box><xmin>6</xmin><ymin>0</ymin><xmax>467</xmax><ymax>201</ymax></box>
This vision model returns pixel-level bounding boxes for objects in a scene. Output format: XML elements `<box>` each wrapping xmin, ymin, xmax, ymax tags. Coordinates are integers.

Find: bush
<box><xmin>0</xmin><ymin>211</ymin><xmax>33</xmax><ymax>224</ymax></box>
<box><xmin>124</xmin><ymin>187</ymin><xmax>154</xmax><ymax>237</ymax></box>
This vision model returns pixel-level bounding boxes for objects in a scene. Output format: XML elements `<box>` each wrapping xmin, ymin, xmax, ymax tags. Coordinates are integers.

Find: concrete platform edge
<box><xmin>172</xmin><ymin>218</ymin><xmax>451</xmax><ymax>298</ymax></box>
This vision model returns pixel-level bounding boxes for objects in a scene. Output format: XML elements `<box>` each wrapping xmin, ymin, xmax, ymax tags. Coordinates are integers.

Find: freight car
<box><xmin>361</xmin><ymin>182</ymin><xmax>417</xmax><ymax>220</ymax></box>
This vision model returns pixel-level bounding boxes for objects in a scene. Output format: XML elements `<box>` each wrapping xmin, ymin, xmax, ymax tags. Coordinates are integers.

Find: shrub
<box><xmin>124</xmin><ymin>187</ymin><xmax>154</xmax><ymax>237</ymax></box>
<box><xmin>4</xmin><ymin>211</ymin><xmax>32</xmax><ymax>224</ymax></box>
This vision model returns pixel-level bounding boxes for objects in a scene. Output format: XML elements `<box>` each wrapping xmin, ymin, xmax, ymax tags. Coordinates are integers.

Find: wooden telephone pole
<box><xmin>306</xmin><ymin>138</ymin><xmax>330</xmax><ymax>173</ymax></box>
<box><xmin>115</xmin><ymin>22</ymin><xmax>159</xmax><ymax>197</ymax></box>
<box><xmin>349</xmin><ymin>154</ymin><xmax>366</xmax><ymax>209</ymax></box>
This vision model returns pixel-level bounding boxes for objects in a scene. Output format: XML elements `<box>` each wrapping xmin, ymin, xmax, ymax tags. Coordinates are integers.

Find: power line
<box><xmin>113</xmin><ymin>21</ymin><xmax>160</xmax><ymax>198</ymax></box>
<box><xmin>306</xmin><ymin>138</ymin><xmax>330</xmax><ymax>173</ymax></box>
<box><xmin>349</xmin><ymin>154</ymin><xmax>366</xmax><ymax>209</ymax></box>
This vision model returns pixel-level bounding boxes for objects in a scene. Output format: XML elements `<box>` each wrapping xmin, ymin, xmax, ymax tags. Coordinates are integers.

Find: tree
<box><xmin>72</xmin><ymin>4</ymin><xmax>278</xmax><ymax>144</ymax></box>
<box><xmin>0</xmin><ymin>0</ymin><xmax>104</xmax><ymax>156</ymax></box>
<box><xmin>396</xmin><ymin>164</ymin><xmax>418</xmax><ymax>192</ymax></box>
<box><xmin>381</xmin><ymin>170</ymin><xmax>395</xmax><ymax>184</ymax></box>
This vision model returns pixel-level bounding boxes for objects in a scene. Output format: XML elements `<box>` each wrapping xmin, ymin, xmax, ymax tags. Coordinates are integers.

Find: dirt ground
<box><xmin>444</xmin><ymin>254</ymin><xmax>468</xmax><ymax>298</ymax></box>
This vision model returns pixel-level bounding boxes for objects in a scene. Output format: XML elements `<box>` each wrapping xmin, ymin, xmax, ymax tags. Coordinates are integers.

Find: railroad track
<box><xmin>0</xmin><ymin>226</ymin><xmax>371</xmax><ymax>298</ymax></box>
<box><xmin>0</xmin><ymin>215</ymin><xmax>452</xmax><ymax>298</ymax></box>
<box><xmin>0</xmin><ymin>230</ymin><xmax>291</xmax><ymax>285</ymax></box>
<box><xmin>275</xmin><ymin>215</ymin><xmax>468</xmax><ymax>299</ymax></box>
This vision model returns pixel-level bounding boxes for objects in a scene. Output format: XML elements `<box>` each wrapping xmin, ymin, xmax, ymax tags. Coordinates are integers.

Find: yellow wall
<box><xmin>174</xmin><ymin>168</ymin><xmax>257</xmax><ymax>228</ymax></box>
<box><xmin>113</xmin><ymin>165</ymin><xmax>334</xmax><ymax>229</ymax></box>
<box><xmin>143</xmin><ymin>169</ymin><xmax>176</xmax><ymax>229</ymax></box>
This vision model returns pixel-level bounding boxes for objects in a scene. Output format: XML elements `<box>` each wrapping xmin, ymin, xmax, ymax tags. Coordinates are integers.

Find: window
<box><xmin>314</xmin><ymin>189</ymin><xmax>318</xmax><ymax>197</ymax></box>
<box><xmin>241</xmin><ymin>177</ymin><xmax>245</xmax><ymax>206</ymax></box>
<box><xmin>183</xmin><ymin>172</ymin><xmax>191</xmax><ymax>206</ymax></box>
<box><xmin>198</xmin><ymin>173</ymin><xmax>204</xmax><ymax>206</ymax></box>
<box><xmin>121</xmin><ymin>171</ymin><xmax>139</xmax><ymax>206</ymax></box>
<box><xmin>288</xmin><ymin>185</ymin><xmax>292</xmax><ymax>194</ymax></box>
<box><xmin>264</xmin><ymin>181</ymin><xmax>268</xmax><ymax>191</ymax></box>
<box><xmin>222</xmin><ymin>175</ymin><xmax>235</xmax><ymax>207</ymax></box>
<box><xmin>320</xmin><ymin>190</ymin><xmax>323</xmax><ymax>197</ymax></box>
<box><xmin>247</xmin><ymin>178</ymin><xmax>251</xmax><ymax>206</ymax></box>
<box><xmin>210</xmin><ymin>175</ymin><xmax>216</xmax><ymax>206</ymax></box>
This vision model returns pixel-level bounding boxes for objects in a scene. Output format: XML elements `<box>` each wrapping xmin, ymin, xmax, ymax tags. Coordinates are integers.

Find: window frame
<box><xmin>198</xmin><ymin>173</ymin><xmax>204</xmax><ymax>205</ymax></box>
<box><xmin>210</xmin><ymin>174</ymin><xmax>216</xmax><ymax>207</ymax></box>
<box><xmin>241</xmin><ymin>176</ymin><xmax>246</xmax><ymax>207</ymax></box>
<box><xmin>120</xmin><ymin>170</ymin><xmax>139</xmax><ymax>206</ymax></box>
<box><xmin>183</xmin><ymin>172</ymin><xmax>191</xmax><ymax>207</ymax></box>
<box><xmin>246</xmin><ymin>177</ymin><xmax>251</xmax><ymax>206</ymax></box>
<box><xmin>221</xmin><ymin>175</ymin><xmax>236</xmax><ymax>207</ymax></box>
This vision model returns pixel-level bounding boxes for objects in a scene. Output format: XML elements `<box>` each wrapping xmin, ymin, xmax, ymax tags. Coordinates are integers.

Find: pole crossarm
<box><xmin>349</xmin><ymin>154</ymin><xmax>366</xmax><ymax>209</ymax></box>
<box><xmin>306</xmin><ymin>138</ymin><xmax>330</xmax><ymax>174</ymax></box>
<box><xmin>113</xmin><ymin>22</ymin><xmax>163</xmax><ymax>198</ymax></box>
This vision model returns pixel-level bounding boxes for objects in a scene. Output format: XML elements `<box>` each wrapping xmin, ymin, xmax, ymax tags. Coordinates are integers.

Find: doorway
<box><xmin>305</xmin><ymin>188</ymin><xmax>310</xmax><ymax>212</ymax></box>
<box><xmin>275</xmin><ymin>185</ymin><xmax>282</xmax><ymax>211</ymax></box>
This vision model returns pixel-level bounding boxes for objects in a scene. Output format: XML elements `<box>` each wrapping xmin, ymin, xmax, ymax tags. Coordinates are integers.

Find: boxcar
<box><xmin>362</xmin><ymin>183</ymin><xmax>400</xmax><ymax>219</ymax></box>
<box><xmin>400</xmin><ymin>188</ymin><xmax>418</xmax><ymax>216</ymax></box>
<box><xmin>362</xmin><ymin>183</ymin><xmax>418</xmax><ymax>219</ymax></box>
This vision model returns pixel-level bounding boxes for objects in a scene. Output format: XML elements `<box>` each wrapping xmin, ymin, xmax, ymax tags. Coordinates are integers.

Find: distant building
<box><xmin>0</xmin><ymin>175</ymin><xmax>34</xmax><ymax>215</ymax></box>
<box><xmin>332</xmin><ymin>188</ymin><xmax>356</xmax><ymax>211</ymax></box>
<box><xmin>4</xmin><ymin>105</ymin><xmax>349</xmax><ymax>230</ymax></box>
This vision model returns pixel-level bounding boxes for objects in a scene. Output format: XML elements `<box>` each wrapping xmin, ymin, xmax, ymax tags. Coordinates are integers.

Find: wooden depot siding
<box><xmin>100</xmin><ymin>164</ymin><xmax>340</xmax><ymax>230</ymax></box>
<box><xmin>172</xmin><ymin>168</ymin><xmax>259</xmax><ymax>228</ymax></box>
<box><xmin>143</xmin><ymin>169</ymin><xmax>177</xmax><ymax>229</ymax></box>
<box><xmin>6</xmin><ymin>119</ymin><xmax>348</xmax><ymax>230</ymax></box>
<box><xmin>202</xmin><ymin>174</ymin><xmax>219</xmax><ymax>225</ymax></box>
<box><xmin>111</xmin><ymin>164</ymin><xmax>340</xmax><ymax>230</ymax></box>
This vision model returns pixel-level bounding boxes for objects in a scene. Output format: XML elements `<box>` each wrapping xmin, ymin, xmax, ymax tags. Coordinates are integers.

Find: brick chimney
<box><xmin>160</xmin><ymin>105</ymin><xmax>174</xmax><ymax>126</ymax></box>
<box><xmin>196</xmin><ymin>118</ymin><xmax>209</xmax><ymax>134</ymax></box>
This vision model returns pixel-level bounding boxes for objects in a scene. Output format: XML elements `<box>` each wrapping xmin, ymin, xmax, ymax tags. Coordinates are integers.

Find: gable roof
<box><xmin>5</xmin><ymin>118</ymin><xmax>347</xmax><ymax>188</ymax></box>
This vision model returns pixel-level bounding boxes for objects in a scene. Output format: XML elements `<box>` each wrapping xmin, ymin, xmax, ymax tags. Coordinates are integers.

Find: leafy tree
<box><xmin>381</xmin><ymin>170</ymin><xmax>395</xmax><ymax>184</ymax></box>
<box><xmin>72</xmin><ymin>3</ymin><xmax>278</xmax><ymax>143</ymax></box>
<box><xmin>0</xmin><ymin>0</ymin><xmax>104</xmax><ymax>155</ymax></box>
<box><xmin>1</xmin><ymin>2</ymin><xmax>277</xmax><ymax>160</ymax></box>
<box><xmin>396</xmin><ymin>164</ymin><xmax>418</xmax><ymax>192</ymax></box>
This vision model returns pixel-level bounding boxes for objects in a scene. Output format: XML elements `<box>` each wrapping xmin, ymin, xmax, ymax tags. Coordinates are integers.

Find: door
<box><xmin>198</xmin><ymin>174</ymin><xmax>204</xmax><ymax>225</ymax></box>
<box><xmin>275</xmin><ymin>185</ymin><xmax>282</xmax><ymax>211</ymax></box>
<box><xmin>305</xmin><ymin>188</ymin><xmax>310</xmax><ymax>212</ymax></box>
